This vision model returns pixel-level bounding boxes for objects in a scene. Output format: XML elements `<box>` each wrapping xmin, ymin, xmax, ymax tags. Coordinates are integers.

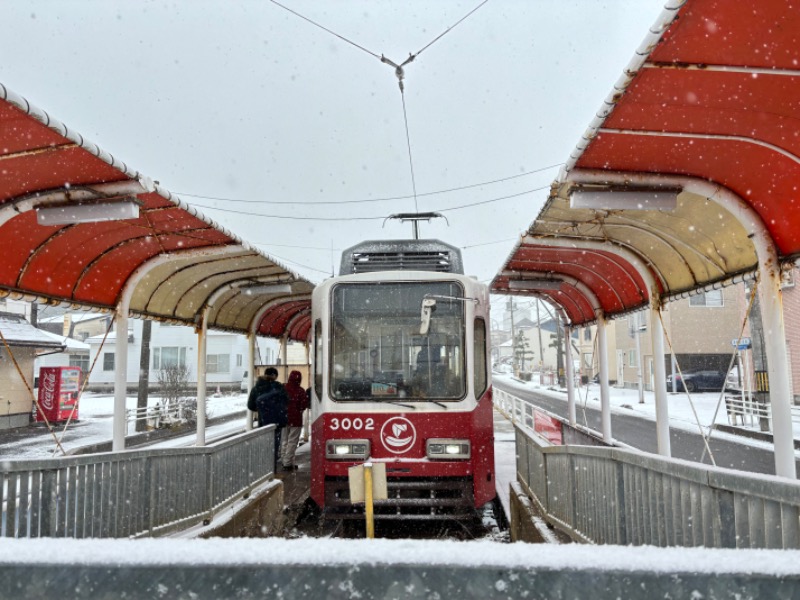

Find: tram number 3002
<box><xmin>329</xmin><ymin>417</ymin><xmax>375</xmax><ymax>431</ymax></box>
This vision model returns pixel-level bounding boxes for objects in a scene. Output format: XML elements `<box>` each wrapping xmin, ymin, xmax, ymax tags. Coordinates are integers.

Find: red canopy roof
<box><xmin>0</xmin><ymin>85</ymin><xmax>313</xmax><ymax>341</ymax></box>
<box><xmin>493</xmin><ymin>0</ymin><xmax>799</xmax><ymax>325</ymax></box>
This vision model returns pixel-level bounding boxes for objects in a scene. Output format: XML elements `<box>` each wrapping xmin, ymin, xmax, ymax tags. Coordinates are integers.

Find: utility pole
<box><xmin>508</xmin><ymin>299</ymin><xmax>517</xmax><ymax>375</ymax></box>
<box><xmin>535</xmin><ymin>299</ymin><xmax>545</xmax><ymax>385</ymax></box>
<box><xmin>136</xmin><ymin>319</ymin><xmax>152</xmax><ymax>433</ymax></box>
<box><xmin>747</xmin><ymin>285</ymin><xmax>771</xmax><ymax>432</ymax></box>
<box><xmin>556</xmin><ymin>313</ymin><xmax>565</xmax><ymax>387</ymax></box>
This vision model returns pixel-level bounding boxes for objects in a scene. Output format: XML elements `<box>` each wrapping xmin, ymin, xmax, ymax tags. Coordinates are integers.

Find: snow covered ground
<box><xmin>0</xmin><ymin>392</ymin><xmax>250</xmax><ymax>460</ymax></box>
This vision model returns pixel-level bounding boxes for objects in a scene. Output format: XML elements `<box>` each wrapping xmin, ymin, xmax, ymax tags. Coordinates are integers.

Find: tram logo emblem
<box><xmin>380</xmin><ymin>416</ymin><xmax>416</xmax><ymax>454</ymax></box>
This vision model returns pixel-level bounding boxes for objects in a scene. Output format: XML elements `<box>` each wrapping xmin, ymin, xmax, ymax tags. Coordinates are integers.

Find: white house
<box><xmin>85</xmin><ymin>319</ymin><xmax>282</xmax><ymax>392</ymax></box>
<box><xmin>34</xmin><ymin>330</ymin><xmax>91</xmax><ymax>375</ymax></box>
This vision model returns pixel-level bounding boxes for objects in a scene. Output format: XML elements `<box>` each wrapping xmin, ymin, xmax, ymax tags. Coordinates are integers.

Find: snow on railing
<box><xmin>0</xmin><ymin>426</ymin><xmax>274</xmax><ymax>539</ymax></box>
<box><xmin>515</xmin><ymin>422</ymin><xmax>800</xmax><ymax>550</ymax></box>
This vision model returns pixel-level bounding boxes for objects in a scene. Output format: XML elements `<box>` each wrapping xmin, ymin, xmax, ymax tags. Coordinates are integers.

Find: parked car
<box><xmin>666</xmin><ymin>370</ymin><xmax>729</xmax><ymax>393</ymax></box>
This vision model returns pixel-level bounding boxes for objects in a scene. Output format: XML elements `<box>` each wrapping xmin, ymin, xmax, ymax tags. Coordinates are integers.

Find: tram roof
<box><xmin>492</xmin><ymin>0</ymin><xmax>800</xmax><ymax>325</ymax></box>
<box><xmin>0</xmin><ymin>84</ymin><xmax>313</xmax><ymax>341</ymax></box>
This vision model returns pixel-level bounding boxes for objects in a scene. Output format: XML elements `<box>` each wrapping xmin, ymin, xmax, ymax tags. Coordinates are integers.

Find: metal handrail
<box><xmin>0</xmin><ymin>426</ymin><xmax>275</xmax><ymax>539</ymax></box>
<box><xmin>513</xmin><ymin>412</ymin><xmax>800</xmax><ymax>549</ymax></box>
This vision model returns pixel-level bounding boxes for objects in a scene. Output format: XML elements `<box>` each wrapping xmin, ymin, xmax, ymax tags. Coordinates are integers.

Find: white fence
<box><xmin>0</xmin><ymin>426</ymin><xmax>275</xmax><ymax>538</ymax></box>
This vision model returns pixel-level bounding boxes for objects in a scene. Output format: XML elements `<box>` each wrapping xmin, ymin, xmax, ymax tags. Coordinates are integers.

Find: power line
<box><xmin>268</xmin><ymin>0</ymin><xmax>492</xmax><ymax>235</ymax></box>
<box><xmin>251</xmin><ymin>242</ymin><xmax>343</xmax><ymax>252</ymax></box>
<box><xmin>174</xmin><ymin>163</ymin><xmax>562</xmax><ymax>206</ymax></box>
<box><xmin>461</xmin><ymin>237</ymin><xmax>518</xmax><ymax>250</ymax></box>
<box><xmin>258</xmin><ymin>248</ymin><xmax>333</xmax><ymax>275</ymax></box>
<box><xmin>190</xmin><ymin>184</ymin><xmax>550</xmax><ymax>221</ymax></box>
<box><xmin>437</xmin><ymin>185</ymin><xmax>550</xmax><ymax>212</ymax></box>
<box><xmin>413</xmin><ymin>1</ymin><xmax>489</xmax><ymax>57</ymax></box>
<box><xmin>268</xmin><ymin>0</ymin><xmax>381</xmax><ymax>59</ymax></box>
<box><xmin>269</xmin><ymin>0</ymin><xmax>489</xmax><ymax>65</ymax></box>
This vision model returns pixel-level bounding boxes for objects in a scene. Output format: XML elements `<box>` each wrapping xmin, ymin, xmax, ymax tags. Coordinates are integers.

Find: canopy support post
<box><xmin>651</xmin><ymin>303</ymin><xmax>671</xmax><ymax>457</ymax></box>
<box><xmin>112</xmin><ymin>300</ymin><xmax>129</xmax><ymax>452</ymax></box>
<box><xmin>196</xmin><ymin>308</ymin><xmax>208</xmax><ymax>447</ymax></box>
<box><xmin>564</xmin><ymin>322</ymin><xmax>576</xmax><ymax>427</ymax></box>
<box><xmin>246</xmin><ymin>333</ymin><xmax>256</xmax><ymax>431</ymax></box>
<box><xmin>596</xmin><ymin>310</ymin><xmax>612</xmax><ymax>444</ymax></box>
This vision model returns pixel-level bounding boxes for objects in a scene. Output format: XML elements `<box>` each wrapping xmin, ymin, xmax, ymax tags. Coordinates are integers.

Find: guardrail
<box><xmin>125</xmin><ymin>394</ymin><xmax>245</xmax><ymax>429</ymax></box>
<box><xmin>515</xmin><ymin>421</ymin><xmax>800</xmax><ymax>549</ymax></box>
<box><xmin>0</xmin><ymin>425</ymin><xmax>275</xmax><ymax>538</ymax></box>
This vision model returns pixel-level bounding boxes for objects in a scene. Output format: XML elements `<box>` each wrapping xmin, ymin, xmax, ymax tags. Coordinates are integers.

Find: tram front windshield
<box><xmin>330</xmin><ymin>282</ymin><xmax>466</xmax><ymax>401</ymax></box>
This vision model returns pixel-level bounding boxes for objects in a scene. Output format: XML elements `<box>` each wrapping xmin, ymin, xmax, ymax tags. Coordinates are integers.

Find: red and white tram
<box><xmin>309</xmin><ymin>239</ymin><xmax>495</xmax><ymax>520</ymax></box>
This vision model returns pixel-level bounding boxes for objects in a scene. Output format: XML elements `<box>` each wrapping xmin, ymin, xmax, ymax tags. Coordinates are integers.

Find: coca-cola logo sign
<box><xmin>40</xmin><ymin>371</ymin><xmax>56</xmax><ymax>411</ymax></box>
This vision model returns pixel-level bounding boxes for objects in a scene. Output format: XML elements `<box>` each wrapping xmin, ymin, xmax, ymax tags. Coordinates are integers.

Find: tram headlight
<box><xmin>426</xmin><ymin>438</ymin><xmax>471</xmax><ymax>460</ymax></box>
<box><xmin>326</xmin><ymin>439</ymin><xmax>370</xmax><ymax>460</ymax></box>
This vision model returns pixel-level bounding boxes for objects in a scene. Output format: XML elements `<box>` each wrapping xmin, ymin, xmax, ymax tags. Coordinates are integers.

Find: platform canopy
<box><xmin>0</xmin><ymin>84</ymin><xmax>313</xmax><ymax>341</ymax></box>
<box><xmin>493</xmin><ymin>0</ymin><xmax>800</xmax><ymax>325</ymax></box>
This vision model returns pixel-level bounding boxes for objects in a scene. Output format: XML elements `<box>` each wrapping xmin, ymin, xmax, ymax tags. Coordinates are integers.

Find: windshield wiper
<box><xmin>372</xmin><ymin>398</ymin><xmax>417</xmax><ymax>409</ymax></box>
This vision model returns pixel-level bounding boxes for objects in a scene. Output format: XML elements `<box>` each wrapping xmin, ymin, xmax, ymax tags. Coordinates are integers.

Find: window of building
<box><xmin>689</xmin><ymin>290</ymin><xmax>723</xmax><ymax>307</ymax></box>
<box><xmin>69</xmin><ymin>354</ymin><xmax>89</xmax><ymax>374</ymax></box>
<box><xmin>236</xmin><ymin>354</ymin><xmax>243</xmax><ymax>367</ymax></box>
<box><xmin>207</xmin><ymin>353</ymin><xmax>230</xmax><ymax>374</ymax></box>
<box><xmin>153</xmin><ymin>346</ymin><xmax>187</xmax><ymax>370</ymax></box>
<box><xmin>103</xmin><ymin>352</ymin><xmax>115</xmax><ymax>371</ymax></box>
<box><xmin>628</xmin><ymin>349</ymin><xmax>637</xmax><ymax>368</ymax></box>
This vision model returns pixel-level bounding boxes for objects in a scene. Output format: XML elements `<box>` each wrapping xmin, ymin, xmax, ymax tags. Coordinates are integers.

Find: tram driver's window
<box><xmin>474</xmin><ymin>318</ymin><xmax>487</xmax><ymax>399</ymax></box>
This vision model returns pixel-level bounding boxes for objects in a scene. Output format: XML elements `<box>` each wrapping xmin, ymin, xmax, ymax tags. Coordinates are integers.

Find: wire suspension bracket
<box><xmin>269</xmin><ymin>0</ymin><xmax>490</xmax><ymax>239</ymax></box>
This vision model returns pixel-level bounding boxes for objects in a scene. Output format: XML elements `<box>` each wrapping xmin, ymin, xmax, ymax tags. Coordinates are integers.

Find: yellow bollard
<box><xmin>364</xmin><ymin>462</ymin><xmax>375</xmax><ymax>539</ymax></box>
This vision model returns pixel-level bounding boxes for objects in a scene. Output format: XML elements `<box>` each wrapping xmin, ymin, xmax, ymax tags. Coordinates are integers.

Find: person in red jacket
<box><xmin>281</xmin><ymin>370</ymin><xmax>309</xmax><ymax>470</ymax></box>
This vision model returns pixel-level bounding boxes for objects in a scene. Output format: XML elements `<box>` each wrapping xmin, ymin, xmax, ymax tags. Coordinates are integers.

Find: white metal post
<box><xmin>758</xmin><ymin>263</ymin><xmax>797</xmax><ymax>479</ymax></box>
<box><xmin>112</xmin><ymin>301</ymin><xmax>129</xmax><ymax>452</ymax></box>
<box><xmin>280</xmin><ymin>335</ymin><xmax>288</xmax><ymax>371</ymax></box>
<box><xmin>597</xmin><ymin>310</ymin><xmax>612</xmax><ymax>444</ymax></box>
<box><xmin>196</xmin><ymin>308</ymin><xmax>208</xmax><ymax>447</ymax></box>
<box><xmin>634</xmin><ymin>322</ymin><xmax>645</xmax><ymax>404</ymax></box>
<box><xmin>246</xmin><ymin>332</ymin><xmax>256</xmax><ymax>431</ymax></box>
<box><xmin>651</xmin><ymin>304</ymin><xmax>671</xmax><ymax>457</ymax></box>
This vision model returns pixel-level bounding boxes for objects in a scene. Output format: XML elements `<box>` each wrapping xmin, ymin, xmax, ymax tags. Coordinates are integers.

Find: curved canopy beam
<box><xmin>0</xmin><ymin>84</ymin><xmax>314</xmax><ymax>342</ymax></box>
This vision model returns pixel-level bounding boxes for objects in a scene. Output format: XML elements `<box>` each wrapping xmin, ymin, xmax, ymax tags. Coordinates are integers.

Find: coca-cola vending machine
<box><xmin>36</xmin><ymin>366</ymin><xmax>82</xmax><ymax>423</ymax></box>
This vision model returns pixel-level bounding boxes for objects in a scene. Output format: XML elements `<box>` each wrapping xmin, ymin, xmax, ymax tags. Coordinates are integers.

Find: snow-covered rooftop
<box><xmin>0</xmin><ymin>312</ymin><xmax>64</xmax><ymax>349</ymax></box>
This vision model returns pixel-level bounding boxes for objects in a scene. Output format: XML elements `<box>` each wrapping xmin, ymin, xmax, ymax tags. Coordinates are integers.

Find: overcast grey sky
<box><xmin>2</xmin><ymin>1</ymin><xmax>665</xmax><ymax>286</ymax></box>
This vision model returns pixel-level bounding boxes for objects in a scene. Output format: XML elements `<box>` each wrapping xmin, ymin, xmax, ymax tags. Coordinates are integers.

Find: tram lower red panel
<box><xmin>310</xmin><ymin>390</ymin><xmax>496</xmax><ymax>517</ymax></box>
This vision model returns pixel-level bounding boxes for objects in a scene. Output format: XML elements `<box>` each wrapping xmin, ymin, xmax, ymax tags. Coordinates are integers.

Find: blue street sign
<box><xmin>731</xmin><ymin>337</ymin><xmax>752</xmax><ymax>350</ymax></box>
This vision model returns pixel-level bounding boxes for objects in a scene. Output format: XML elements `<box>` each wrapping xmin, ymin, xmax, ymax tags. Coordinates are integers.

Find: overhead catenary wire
<box><xmin>190</xmin><ymin>184</ymin><xmax>551</xmax><ymax>222</ymax></box>
<box><xmin>268</xmin><ymin>0</ymin><xmax>492</xmax><ymax>236</ymax></box>
<box><xmin>175</xmin><ymin>162</ymin><xmax>563</xmax><ymax>206</ymax></box>
<box><xmin>268</xmin><ymin>0</ymin><xmax>381</xmax><ymax>60</ymax></box>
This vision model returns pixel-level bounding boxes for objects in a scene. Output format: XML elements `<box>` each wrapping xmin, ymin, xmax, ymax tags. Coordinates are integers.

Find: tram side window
<box><xmin>314</xmin><ymin>319</ymin><xmax>323</xmax><ymax>400</ymax></box>
<box><xmin>474</xmin><ymin>318</ymin><xmax>487</xmax><ymax>399</ymax></box>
